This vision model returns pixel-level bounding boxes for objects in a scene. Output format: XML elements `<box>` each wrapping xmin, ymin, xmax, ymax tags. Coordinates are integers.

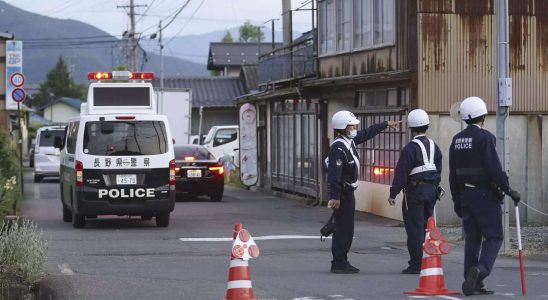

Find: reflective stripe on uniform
<box><xmin>410</xmin><ymin>138</ymin><xmax>437</xmax><ymax>175</ymax></box>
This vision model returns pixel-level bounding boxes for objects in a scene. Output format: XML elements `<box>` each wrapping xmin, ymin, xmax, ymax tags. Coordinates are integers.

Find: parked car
<box><xmin>33</xmin><ymin>125</ymin><xmax>65</xmax><ymax>182</ymax></box>
<box><xmin>174</xmin><ymin>145</ymin><xmax>224</xmax><ymax>201</ymax></box>
<box><xmin>190</xmin><ymin>134</ymin><xmax>206</xmax><ymax>145</ymax></box>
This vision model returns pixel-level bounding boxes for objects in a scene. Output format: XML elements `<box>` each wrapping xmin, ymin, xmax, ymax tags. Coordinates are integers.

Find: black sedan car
<box><xmin>174</xmin><ymin>145</ymin><xmax>224</xmax><ymax>201</ymax></box>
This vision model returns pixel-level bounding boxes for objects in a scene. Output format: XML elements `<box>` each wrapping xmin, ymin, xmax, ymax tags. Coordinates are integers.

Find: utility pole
<box><xmin>496</xmin><ymin>0</ymin><xmax>512</xmax><ymax>253</ymax></box>
<box><xmin>264</xmin><ymin>18</ymin><xmax>279</xmax><ymax>50</ymax></box>
<box><xmin>159</xmin><ymin>21</ymin><xmax>164</xmax><ymax>90</ymax></box>
<box><xmin>118</xmin><ymin>0</ymin><xmax>146</xmax><ymax>70</ymax></box>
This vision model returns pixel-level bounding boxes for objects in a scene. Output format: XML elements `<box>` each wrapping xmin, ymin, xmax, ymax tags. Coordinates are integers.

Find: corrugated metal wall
<box><xmin>417</xmin><ymin>0</ymin><xmax>548</xmax><ymax>113</ymax></box>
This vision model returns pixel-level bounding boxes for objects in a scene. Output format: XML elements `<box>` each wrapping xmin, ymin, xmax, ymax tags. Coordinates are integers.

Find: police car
<box><xmin>55</xmin><ymin>71</ymin><xmax>176</xmax><ymax>228</ymax></box>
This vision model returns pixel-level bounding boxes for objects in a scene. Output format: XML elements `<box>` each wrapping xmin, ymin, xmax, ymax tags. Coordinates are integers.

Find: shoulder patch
<box><xmin>336</xmin><ymin>159</ymin><xmax>342</xmax><ymax>166</ymax></box>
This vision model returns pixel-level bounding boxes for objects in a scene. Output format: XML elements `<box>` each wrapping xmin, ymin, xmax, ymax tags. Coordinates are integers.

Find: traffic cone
<box><xmin>224</xmin><ymin>223</ymin><xmax>259</xmax><ymax>300</ymax></box>
<box><xmin>404</xmin><ymin>217</ymin><xmax>459</xmax><ymax>296</ymax></box>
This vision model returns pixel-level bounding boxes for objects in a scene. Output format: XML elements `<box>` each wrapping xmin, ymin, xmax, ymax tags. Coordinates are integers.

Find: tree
<box><xmin>29</xmin><ymin>56</ymin><xmax>86</xmax><ymax>108</ymax></box>
<box><xmin>221</xmin><ymin>31</ymin><xmax>233</xmax><ymax>43</ymax></box>
<box><xmin>238</xmin><ymin>20</ymin><xmax>264</xmax><ymax>42</ymax></box>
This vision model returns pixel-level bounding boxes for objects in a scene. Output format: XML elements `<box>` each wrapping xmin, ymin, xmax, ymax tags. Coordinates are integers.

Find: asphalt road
<box><xmin>20</xmin><ymin>169</ymin><xmax>548</xmax><ymax>300</ymax></box>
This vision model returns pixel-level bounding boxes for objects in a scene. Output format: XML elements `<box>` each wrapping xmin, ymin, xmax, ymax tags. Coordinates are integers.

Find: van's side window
<box><xmin>213</xmin><ymin>128</ymin><xmax>238</xmax><ymax>147</ymax></box>
<box><xmin>66</xmin><ymin>122</ymin><xmax>80</xmax><ymax>154</ymax></box>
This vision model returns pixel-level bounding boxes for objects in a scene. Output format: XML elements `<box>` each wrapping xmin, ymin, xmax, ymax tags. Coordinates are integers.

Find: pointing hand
<box><xmin>386</xmin><ymin>120</ymin><xmax>402</xmax><ymax>130</ymax></box>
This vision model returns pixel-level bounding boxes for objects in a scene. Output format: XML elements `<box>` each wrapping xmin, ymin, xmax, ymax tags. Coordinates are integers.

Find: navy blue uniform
<box><xmin>390</xmin><ymin>135</ymin><xmax>442</xmax><ymax>270</ymax></box>
<box><xmin>449</xmin><ymin>124</ymin><xmax>510</xmax><ymax>284</ymax></box>
<box><xmin>327</xmin><ymin>122</ymin><xmax>387</xmax><ymax>269</ymax></box>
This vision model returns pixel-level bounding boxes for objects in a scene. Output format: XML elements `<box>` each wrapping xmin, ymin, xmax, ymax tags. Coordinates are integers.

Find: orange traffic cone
<box><xmin>404</xmin><ymin>217</ymin><xmax>460</xmax><ymax>296</ymax></box>
<box><xmin>224</xmin><ymin>223</ymin><xmax>259</xmax><ymax>300</ymax></box>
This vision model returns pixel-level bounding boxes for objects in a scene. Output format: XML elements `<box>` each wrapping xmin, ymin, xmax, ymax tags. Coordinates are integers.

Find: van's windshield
<box><xmin>83</xmin><ymin>121</ymin><xmax>168</xmax><ymax>156</ymax></box>
<box><xmin>39</xmin><ymin>130</ymin><xmax>64</xmax><ymax>147</ymax></box>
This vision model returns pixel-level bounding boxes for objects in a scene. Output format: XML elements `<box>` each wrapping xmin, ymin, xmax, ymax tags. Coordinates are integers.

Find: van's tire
<box><xmin>34</xmin><ymin>175</ymin><xmax>43</xmax><ymax>183</ymax></box>
<box><xmin>72</xmin><ymin>211</ymin><xmax>86</xmax><ymax>228</ymax></box>
<box><xmin>63</xmin><ymin>205</ymin><xmax>72</xmax><ymax>222</ymax></box>
<box><xmin>141</xmin><ymin>214</ymin><xmax>153</xmax><ymax>221</ymax></box>
<box><xmin>155</xmin><ymin>213</ymin><xmax>170</xmax><ymax>227</ymax></box>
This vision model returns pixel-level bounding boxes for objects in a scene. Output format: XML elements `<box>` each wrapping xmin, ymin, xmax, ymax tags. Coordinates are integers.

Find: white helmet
<box><xmin>407</xmin><ymin>109</ymin><xmax>429</xmax><ymax>128</ymax></box>
<box><xmin>460</xmin><ymin>96</ymin><xmax>487</xmax><ymax>120</ymax></box>
<box><xmin>332</xmin><ymin>110</ymin><xmax>360</xmax><ymax>130</ymax></box>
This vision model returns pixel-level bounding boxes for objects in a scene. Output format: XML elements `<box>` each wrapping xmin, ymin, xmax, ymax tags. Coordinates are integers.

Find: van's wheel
<box><xmin>34</xmin><ymin>175</ymin><xmax>43</xmax><ymax>183</ymax></box>
<box><xmin>155</xmin><ymin>213</ymin><xmax>170</xmax><ymax>227</ymax></box>
<box><xmin>141</xmin><ymin>214</ymin><xmax>153</xmax><ymax>221</ymax></box>
<box><xmin>72</xmin><ymin>211</ymin><xmax>86</xmax><ymax>228</ymax></box>
<box><xmin>63</xmin><ymin>205</ymin><xmax>72</xmax><ymax>222</ymax></box>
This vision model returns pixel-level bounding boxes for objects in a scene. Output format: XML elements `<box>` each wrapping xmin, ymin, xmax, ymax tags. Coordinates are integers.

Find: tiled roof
<box><xmin>41</xmin><ymin>97</ymin><xmax>82</xmax><ymax>110</ymax></box>
<box><xmin>207</xmin><ymin>42</ymin><xmax>282</xmax><ymax>69</ymax></box>
<box><xmin>153</xmin><ymin>77</ymin><xmax>245</xmax><ymax>108</ymax></box>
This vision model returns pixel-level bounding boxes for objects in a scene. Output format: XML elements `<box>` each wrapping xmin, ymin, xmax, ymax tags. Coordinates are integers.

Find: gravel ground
<box><xmin>440</xmin><ymin>225</ymin><xmax>548</xmax><ymax>256</ymax></box>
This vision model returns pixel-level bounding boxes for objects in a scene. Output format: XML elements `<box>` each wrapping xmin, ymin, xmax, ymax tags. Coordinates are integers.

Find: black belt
<box><xmin>408</xmin><ymin>180</ymin><xmax>436</xmax><ymax>187</ymax></box>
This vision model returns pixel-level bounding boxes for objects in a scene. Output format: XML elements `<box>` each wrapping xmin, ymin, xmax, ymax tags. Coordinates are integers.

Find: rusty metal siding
<box><xmin>417</xmin><ymin>0</ymin><xmax>548</xmax><ymax>113</ymax></box>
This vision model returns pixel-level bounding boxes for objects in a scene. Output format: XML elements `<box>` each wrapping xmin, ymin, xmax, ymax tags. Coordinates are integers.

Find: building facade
<box><xmin>239</xmin><ymin>0</ymin><xmax>548</xmax><ymax>224</ymax></box>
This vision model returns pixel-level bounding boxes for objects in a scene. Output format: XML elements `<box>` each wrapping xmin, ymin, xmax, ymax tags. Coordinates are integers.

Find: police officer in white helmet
<box><xmin>449</xmin><ymin>96</ymin><xmax>521</xmax><ymax>295</ymax></box>
<box><xmin>388</xmin><ymin>109</ymin><xmax>442</xmax><ymax>274</ymax></box>
<box><xmin>327</xmin><ymin>110</ymin><xmax>400</xmax><ymax>273</ymax></box>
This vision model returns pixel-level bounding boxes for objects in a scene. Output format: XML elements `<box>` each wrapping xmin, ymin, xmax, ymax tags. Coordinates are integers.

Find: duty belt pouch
<box><xmin>320</xmin><ymin>212</ymin><xmax>336</xmax><ymax>241</ymax></box>
<box><xmin>489</xmin><ymin>182</ymin><xmax>505</xmax><ymax>203</ymax></box>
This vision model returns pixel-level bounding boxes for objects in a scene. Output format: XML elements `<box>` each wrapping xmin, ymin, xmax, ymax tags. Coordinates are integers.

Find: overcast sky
<box><xmin>7</xmin><ymin>0</ymin><xmax>314</xmax><ymax>38</ymax></box>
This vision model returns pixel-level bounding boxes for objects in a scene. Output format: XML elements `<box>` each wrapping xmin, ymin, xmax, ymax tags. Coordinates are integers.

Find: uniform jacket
<box><xmin>327</xmin><ymin>122</ymin><xmax>388</xmax><ymax>201</ymax></box>
<box><xmin>389</xmin><ymin>135</ymin><xmax>442</xmax><ymax>199</ymax></box>
<box><xmin>449</xmin><ymin>124</ymin><xmax>510</xmax><ymax>206</ymax></box>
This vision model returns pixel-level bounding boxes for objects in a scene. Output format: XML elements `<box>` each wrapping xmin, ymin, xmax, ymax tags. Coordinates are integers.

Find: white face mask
<box><xmin>346</xmin><ymin>129</ymin><xmax>357</xmax><ymax>139</ymax></box>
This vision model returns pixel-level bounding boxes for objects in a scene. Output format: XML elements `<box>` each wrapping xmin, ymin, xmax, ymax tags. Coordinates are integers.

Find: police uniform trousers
<box><xmin>331</xmin><ymin>187</ymin><xmax>356</xmax><ymax>268</ymax></box>
<box><xmin>461</xmin><ymin>185</ymin><xmax>503</xmax><ymax>283</ymax></box>
<box><xmin>402</xmin><ymin>184</ymin><xmax>437</xmax><ymax>270</ymax></box>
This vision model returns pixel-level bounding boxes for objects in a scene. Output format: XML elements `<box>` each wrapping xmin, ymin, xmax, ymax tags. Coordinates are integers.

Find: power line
<box><xmin>165</xmin><ymin>0</ymin><xmax>205</xmax><ymax>46</ymax></box>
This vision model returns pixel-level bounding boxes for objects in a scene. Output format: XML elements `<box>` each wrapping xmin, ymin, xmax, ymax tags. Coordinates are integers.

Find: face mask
<box><xmin>346</xmin><ymin>129</ymin><xmax>357</xmax><ymax>139</ymax></box>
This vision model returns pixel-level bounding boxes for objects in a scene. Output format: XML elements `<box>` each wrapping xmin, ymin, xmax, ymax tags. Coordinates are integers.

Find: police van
<box><xmin>55</xmin><ymin>71</ymin><xmax>176</xmax><ymax>228</ymax></box>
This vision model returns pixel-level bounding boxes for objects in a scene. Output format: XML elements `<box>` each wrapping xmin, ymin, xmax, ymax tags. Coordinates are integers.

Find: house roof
<box><xmin>207</xmin><ymin>42</ymin><xmax>282</xmax><ymax>70</ymax></box>
<box><xmin>240</xmin><ymin>65</ymin><xmax>259</xmax><ymax>92</ymax></box>
<box><xmin>41</xmin><ymin>97</ymin><xmax>82</xmax><ymax>110</ymax></box>
<box><xmin>153</xmin><ymin>77</ymin><xmax>246</xmax><ymax>108</ymax></box>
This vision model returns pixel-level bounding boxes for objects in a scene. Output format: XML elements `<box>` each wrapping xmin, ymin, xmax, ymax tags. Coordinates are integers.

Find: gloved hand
<box><xmin>454</xmin><ymin>202</ymin><xmax>462</xmax><ymax>218</ymax></box>
<box><xmin>508</xmin><ymin>189</ymin><xmax>521</xmax><ymax>206</ymax></box>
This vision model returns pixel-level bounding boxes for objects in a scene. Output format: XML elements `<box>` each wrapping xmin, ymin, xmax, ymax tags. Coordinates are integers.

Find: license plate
<box><xmin>116</xmin><ymin>174</ymin><xmax>137</xmax><ymax>185</ymax></box>
<box><xmin>187</xmin><ymin>169</ymin><xmax>202</xmax><ymax>178</ymax></box>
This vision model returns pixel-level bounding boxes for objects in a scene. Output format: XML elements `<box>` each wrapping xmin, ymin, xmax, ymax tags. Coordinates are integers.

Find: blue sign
<box><xmin>12</xmin><ymin>88</ymin><xmax>26</xmax><ymax>103</ymax></box>
<box><xmin>5</xmin><ymin>41</ymin><xmax>23</xmax><ymax>110</ymax></box>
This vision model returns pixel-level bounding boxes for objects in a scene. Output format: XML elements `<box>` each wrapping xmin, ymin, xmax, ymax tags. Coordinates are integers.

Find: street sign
<box><xmin>10</xmin><ymin>72</ymin><xmax>25</xmax><ymax>87</ymax></box>
<box><xmin>12</xmin><ymin>88</ymin><xmax>26</xmax><ymax>103</ymax></box>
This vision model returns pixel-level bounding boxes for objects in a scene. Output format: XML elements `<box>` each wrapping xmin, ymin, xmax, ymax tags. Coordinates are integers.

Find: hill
<box><xmin>0</xmin><ymin>1</ymin><xmax>208</xmax><ymax>85</ymax></box>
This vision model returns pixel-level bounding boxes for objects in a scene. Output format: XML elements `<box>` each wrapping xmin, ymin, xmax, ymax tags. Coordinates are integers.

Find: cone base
<box><xmin>404</xmin><ymin>289</ymin><xmax>460</xmax><ymax>296</ymax></box>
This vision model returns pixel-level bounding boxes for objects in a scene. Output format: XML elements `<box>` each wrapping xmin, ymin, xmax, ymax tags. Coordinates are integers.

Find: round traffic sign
<box><xmin>12</xmin><ymin>88</ymin><xmax>26</xmax><ymax>103</ymax></box>
<box><xmin>10</xmin><ymin>72</ymin><xmax>25</xmax><ymax>87</ymax></box>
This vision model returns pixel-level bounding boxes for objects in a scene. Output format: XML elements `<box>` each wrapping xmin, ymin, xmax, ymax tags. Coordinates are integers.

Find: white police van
<box><xmin>55</xmin><ymin>71</ymin><xmax>176</xmax><ymax>228</ymax></box>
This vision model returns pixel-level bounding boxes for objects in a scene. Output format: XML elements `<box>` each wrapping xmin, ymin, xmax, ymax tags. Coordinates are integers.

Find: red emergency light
<box><xmin>373</xmin><ymin>167</ymin><xmax>394</xmax><ymax>176</ymax></box>
<box><xmin>87</xmin><ymin>71</ymin><xmax>154</xmax><ymax>81</ymax></box>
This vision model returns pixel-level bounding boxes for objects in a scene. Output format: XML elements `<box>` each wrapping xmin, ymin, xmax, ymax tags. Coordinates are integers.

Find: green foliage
<box><xmin>239</xmin><ymin>20</ymin><xmax>264</xmax><ymax>42</ymax></box>
<box><xmin>221</xmin><ymin>30</ymin><xmax>234</xmax><ymax>43</ymax></box>
<box><xmin>29</xmin><ymin>56</ymin><xmax>86</xmax><ymax>108</ymax></box>
<box><xmin>0</xmin><ymin>129</ymin><xmax>21</xmax><ymax>221</ymax></box>
<box><xmin>0</xmin><ymin>219</ymin><xmax>48</xmax><ymax>285</ymax></box>
<box><xmin>113</xmin><ymin>65</ymin><xmax>129</xmax><ymax>71</ymax></box>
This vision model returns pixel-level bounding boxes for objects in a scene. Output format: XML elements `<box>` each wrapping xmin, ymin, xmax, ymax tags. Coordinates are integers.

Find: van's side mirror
<box><xmin>53</xmin><ymin>136</ymin><xmax>63</xmax><ymax>149</ymax></box>
<box><xmin>172</xmin><ymin>138</ymin><xmax>176</xmax><ymax>144</ymax></box>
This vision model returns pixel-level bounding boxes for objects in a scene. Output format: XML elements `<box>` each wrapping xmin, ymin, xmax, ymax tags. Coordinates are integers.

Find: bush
<box><xmin>0</xmin><ymin>219</ymin><xmax>48</xmax><ymax>285</ymax></box>
<box><xmin>0</xmin><ymin>128</ymin><xmax>22</xmax><ymax>221</ymax></box>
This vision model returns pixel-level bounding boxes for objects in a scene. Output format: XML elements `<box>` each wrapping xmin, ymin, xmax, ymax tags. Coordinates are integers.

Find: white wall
<box><xmin>44</xmin><ymin>103</ymin><xmax>79</xmax><ymax>123</ymax></box>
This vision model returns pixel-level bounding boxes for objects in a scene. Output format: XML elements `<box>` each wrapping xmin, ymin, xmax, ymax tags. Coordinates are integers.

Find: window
<box><xmin>354</xmin><ymin>89</ymin><xmax>408</xmax><ymax>185</ymax></box>
<box><xmin>83</xmin><ymin>121</ymin><xmax>168</xmax><ymax>156</ymax></box>
<box><xmin>66</xmin><ymin>122</ymin><xmax>79</xmax><ymax>154</ymax></box>
<box><xmin>321</xmin><ymin>0</ymin><xmax>395</xmax><ymax>55</ymax></box>
<box><xmin>213</xmin><ymin>128</ymin><xmax>238</xmax><ymax>147</ymax></box>
<box><xmin>39</xmin><ymin>130</ymin><xmax>64</xmax><ymax>147</ymax></box>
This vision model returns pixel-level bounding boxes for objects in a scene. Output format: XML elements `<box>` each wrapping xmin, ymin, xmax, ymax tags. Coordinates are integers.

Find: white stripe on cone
<box><xmin>229</xmin><ymin>259</ymin><xmax>249</xmax><ymax>267</ymax></box>
<box><xmin>420</xmin><ymin>267</ymin><xmax>444</xmax><ymax>276</ymax></box>
<box><xmin>227</xmin><ymin>280</ymin><xmax>253</xmax><ymax>289</ymax></box>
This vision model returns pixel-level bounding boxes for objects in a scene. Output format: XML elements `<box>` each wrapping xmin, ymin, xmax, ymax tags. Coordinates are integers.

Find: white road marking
<box><xmin>437</xmin><ymin>296</ymin><xmax>462</xmax><ymax>300</ymax></box>
<box><xmin>58</xmin><ymin>263</ymin><xmax>74</xmax><ymax>275</ymax></box>
<box><xmin>496</xmin><ymin>293</ymin><xmax>515</xmax><ymax>297</ymax></box>
<box><xmin>179</xmin><ymin>235</ymin><xmax>330</xmax><ymax>242</ymax></box>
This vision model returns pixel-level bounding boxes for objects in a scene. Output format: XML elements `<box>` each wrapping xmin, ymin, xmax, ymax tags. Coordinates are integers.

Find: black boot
<box><xmin>462</xmin><ymin>266</ymin><xmax>480</xmax><ymax>296</ymax></box>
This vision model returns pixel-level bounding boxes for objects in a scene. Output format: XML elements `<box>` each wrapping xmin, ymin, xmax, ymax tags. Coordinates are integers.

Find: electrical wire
<box><xmin>165</xmin><ymin>0</ymin><xmax>205</xmax><ymax>46</ymax></box>
<box><xmin>135</xmin><ymin>0</ymin><xmax>158</xmax><ymax>24</ymax></box>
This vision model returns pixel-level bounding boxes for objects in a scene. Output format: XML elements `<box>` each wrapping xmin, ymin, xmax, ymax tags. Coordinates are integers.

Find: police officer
<box><xmin>388</xmin><ymin>109</ymin><xmax>442</xmax><ymax>274</ymax></box>
<box><xmin>449</xmin><ymin>96</ymin><xmax>521</xmax><ymax>296</ymax></box>
<box><xmin>327</xmin><ymin>110</ymin><xmax>399</xmax><ymax>274</ymax></box>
